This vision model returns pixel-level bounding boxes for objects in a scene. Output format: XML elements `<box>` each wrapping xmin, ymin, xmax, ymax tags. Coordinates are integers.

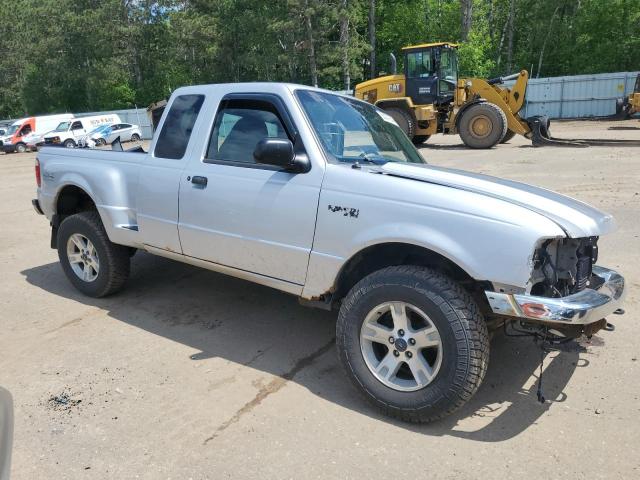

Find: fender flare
<box><xmin>375</xmin><ymin>98</ymin><xmax>415</xmax><ymax>113</ymax></box>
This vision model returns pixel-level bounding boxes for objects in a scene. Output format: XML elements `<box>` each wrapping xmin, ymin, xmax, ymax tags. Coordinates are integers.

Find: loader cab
<box><xmin>403</xmin><ymin>42</ymin><xmax>458</xmax><ymax>106</ymax></box>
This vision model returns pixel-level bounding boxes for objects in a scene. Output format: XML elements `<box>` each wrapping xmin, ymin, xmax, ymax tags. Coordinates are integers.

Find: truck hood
<box><xmin>380</xmin><ymin>162</ymin><xmax>615</xmax><ymax>238</ymax></box>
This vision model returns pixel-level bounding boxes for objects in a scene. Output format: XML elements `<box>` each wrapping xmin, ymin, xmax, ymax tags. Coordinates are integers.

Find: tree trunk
<box><xmin>303</xmin><ymin>0</ymin><xmax>318</xmax><ymax>87</ymax></box>
<box><xmin>368</xmin><ymin>0</ymin><xmax>376</xmax><ymax>79</ymax></box>
<box><xmin>506</xmin><ymin>0</ymin><xmax>515</xmax><ymax>73</ymax></box>
<box><xmin>460</xmin><ymin>0</ymin><xmax>473</xmax><ymax>41</ymax></box>
<box><xmin>488</xmin><ymin>0</ymin><xmax>494</xmax><ymax>42</ymax></box>
<box><xmin>536</xmin><ymin>6</ymin><xmax>560</xmax><ymax>77</ymax></box>
<box><xmin>495</xmin><ymin>15</ymin><xmax>508</xmax><ymax>69</ymax></box>
<box><xmin>340</xmin><ymin>0</ymin><xmax>350</xmax><ymax>91</ymax></box>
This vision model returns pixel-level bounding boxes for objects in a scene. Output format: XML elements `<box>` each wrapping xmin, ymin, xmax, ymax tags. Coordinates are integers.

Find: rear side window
<box><xmin>155</xmin><ymin>94</ymin><xmax>204</xmax><ymax>160</ymax></box>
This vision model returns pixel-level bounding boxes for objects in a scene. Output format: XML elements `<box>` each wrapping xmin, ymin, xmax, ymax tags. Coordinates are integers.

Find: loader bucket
<box><xmin>527</xmin><ymin>115</ymin><xmax>640</xmax><ymax>148</ymax></box>
<box><xmin>527</xmin><ymin>116</ymin><xmax>588</xmax><ymax>148</ymax></box>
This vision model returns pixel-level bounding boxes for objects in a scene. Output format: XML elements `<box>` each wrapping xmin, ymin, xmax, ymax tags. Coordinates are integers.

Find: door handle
<box><xmin>191</xmin><ymin>176</ymin><xmax>208</xmax><ymax>187</ymax></box>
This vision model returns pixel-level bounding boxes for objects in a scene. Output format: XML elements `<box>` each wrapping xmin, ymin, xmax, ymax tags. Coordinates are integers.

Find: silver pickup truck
<box><xmin>33</xmin><ymin>83</ymin><xmax>625</xmax><ymax>422</ymax></box>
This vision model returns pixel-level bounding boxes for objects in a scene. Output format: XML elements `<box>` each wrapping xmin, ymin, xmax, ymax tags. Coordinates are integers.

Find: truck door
<box><xmin>178</xmin><ymin>93</ymin><xmax>323</xmax><ymax>286</ymax></box>
<box><xmin>137</xmin><ymin>94</ymin><xmax>205</xmax><ymax>253</ymax></box>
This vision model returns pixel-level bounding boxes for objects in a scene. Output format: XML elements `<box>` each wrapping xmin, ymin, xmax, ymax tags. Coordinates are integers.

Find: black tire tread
<box><xmin>500</xmin><ymin>129</ymin><xmax>516</xmax><ymax>143</ymax></box>
<box><xmin>336</xmin><ymin>265</ymin><xmax>490</xmax><ymax>423</ymax></box>
<box><xmin>58</xmin><ymin>211</ymin><xmax>130</xmax><ymax>297</ymax></box>
<box><xmin>385</xmin><ymin>107</ymin><xmax>416</xmax><ymax>139</ymax></box>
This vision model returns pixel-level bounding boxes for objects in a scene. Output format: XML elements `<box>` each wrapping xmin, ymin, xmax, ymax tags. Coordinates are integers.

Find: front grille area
<box><xmin>572</xmin><ymin>237</ymin><xmax>598</xmax><ymax>293</ymax></box>
<box><xmin>530</xmin><ymin>236</ymin><xmax>599</xmax><ymax>297</ymax></box>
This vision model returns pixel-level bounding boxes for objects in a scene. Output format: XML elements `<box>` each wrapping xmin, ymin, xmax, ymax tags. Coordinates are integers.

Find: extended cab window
<box><xmin>155</xmin><ymin>94</ymin><xmax>204</xmax><ymax>160</ymax></box>
<box><xmin>206</xmin><ymin>99</ymin><xmax>289</xmax><ymax>164</ymax></box>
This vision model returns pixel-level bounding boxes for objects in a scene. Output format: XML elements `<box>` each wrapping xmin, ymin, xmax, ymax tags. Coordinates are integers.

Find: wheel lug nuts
<box><xmin>406</xmin><ymin>351</ymin><xmax>413</xmax><ymax>358</ymax></box>
<box><xmin>409</xmin><ymin>338</ymin><xmax>416</xmax><ymax>345</ymax></box>
<box><xmin>398</xmin><ymin>329</ymin><xmax>405</xmax><ymax>337</ymax></box>
<box><xmin>388</xmin><ymin>337</ymin><xmax>395</xmax><ymax>344</ymax></box>
<box><xmin>393</xmin><ymin>350</ymin><xmax>399</xmax><ymax>357</ymax></box>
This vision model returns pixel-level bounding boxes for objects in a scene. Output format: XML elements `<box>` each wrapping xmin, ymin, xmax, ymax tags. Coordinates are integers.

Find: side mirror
<box><xmin>254</xmin><ymin>138</ymin><xmax>309</xmax><ymax>173</ymax></box>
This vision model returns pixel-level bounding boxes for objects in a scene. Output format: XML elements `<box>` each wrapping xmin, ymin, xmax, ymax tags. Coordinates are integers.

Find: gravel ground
<box><xmin>1</xmin><ymin>119</ymin><xmax>639</xmax><ymax>479</ymax></box>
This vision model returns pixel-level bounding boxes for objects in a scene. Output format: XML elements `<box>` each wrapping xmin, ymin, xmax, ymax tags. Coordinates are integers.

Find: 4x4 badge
<box><xmin>328</xmin><ymin>204</ymin><xmax>359</xmax><ymax>218</ymax></box>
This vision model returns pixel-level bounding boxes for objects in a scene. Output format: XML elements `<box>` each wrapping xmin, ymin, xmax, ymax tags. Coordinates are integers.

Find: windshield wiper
<box><xmin>358</xmin><ymin>153</ymin><xmax>388</xmax><ymax>164</ymax></box>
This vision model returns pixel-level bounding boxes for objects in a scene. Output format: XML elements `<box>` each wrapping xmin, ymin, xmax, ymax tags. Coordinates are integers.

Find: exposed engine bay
<box><xmin>529</xmin><ymin>236</ymin><xmax>599</xmax><ymax>297</ymax></box>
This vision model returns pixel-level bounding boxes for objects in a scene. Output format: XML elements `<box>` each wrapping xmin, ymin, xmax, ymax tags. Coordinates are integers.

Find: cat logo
<box><xmin>388</xmin><ymin>83</ymin><xmax>402</xmax><ymax>93</ymax></box>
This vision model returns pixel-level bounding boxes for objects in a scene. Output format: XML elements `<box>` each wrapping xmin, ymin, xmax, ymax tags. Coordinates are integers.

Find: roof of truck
<box><xmin>171</xmin><ymin>82</ymin><xmax>351</xmax><ymax>100</ymax></box>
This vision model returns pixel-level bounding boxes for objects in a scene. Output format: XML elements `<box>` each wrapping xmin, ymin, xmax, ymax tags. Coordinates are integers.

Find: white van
<box><xmin>1</xmin><ymin>114</ymin><xmax>74</xmax><ymax>153</ymax></box>
<box><xmin>43</xmin><ymin>114</ymin><xmax>121</xmax><ymax>148</ymax></box>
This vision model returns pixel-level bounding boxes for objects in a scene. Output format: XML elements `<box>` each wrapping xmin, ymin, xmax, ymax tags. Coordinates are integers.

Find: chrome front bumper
<box><xmin>485</xmin><ymin>266</ymin><xmax>625</xmax><ymax>325</ymax></box>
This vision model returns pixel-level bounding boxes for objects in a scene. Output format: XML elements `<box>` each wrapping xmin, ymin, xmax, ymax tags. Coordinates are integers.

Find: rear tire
<box><xmin>336</xmin><ymin>266</ymin><xmax>490</xmax><ymax>423</ymax></box>
<box><xmin>458</xmin><ymin>103</ymin><xmax>507</xmax><ymax>149</ymax></box>
<box><xmin>500</xmin><ymin>130</ymin><xmax>516</xmax><ymax>143</ymax></box>
<box><xmin>412</xmin><ymin>135</ymin><xmax>430</xmax><ymax>145</ymax></box>
<box><xmin>57</xmin><ymin>211</ymin><xmax>130</xmax><ymax>297</ymax></box>
<box><xmin>384</xmin><ymin>107</ymin><xmax>415</xmax><ymax>140</ymax></box>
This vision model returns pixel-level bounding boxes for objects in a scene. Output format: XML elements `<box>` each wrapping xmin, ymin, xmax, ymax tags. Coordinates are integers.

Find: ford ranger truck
<box><xmin>32</xmin><ymin>83</ymin><xmax>626</xmax><ymax>422</ymax></box>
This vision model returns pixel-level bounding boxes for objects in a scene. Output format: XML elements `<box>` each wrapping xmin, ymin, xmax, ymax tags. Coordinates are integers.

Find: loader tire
<box><xmin>500</xmin><ymin>130</ymin><xmax>516</xmax><ymax>143</ymax></box>
<box><xmin>385</xmin><ymin>107</ymin><xmax>415</xmax><ymax>140</ymax></box>
<box><xmin>458</xmin><ymin>103</ymin><xmax>507</xmax><ymax>149</ymax></box>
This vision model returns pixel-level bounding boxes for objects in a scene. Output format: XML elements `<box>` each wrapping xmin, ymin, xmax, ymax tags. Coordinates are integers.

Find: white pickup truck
<box><xmin>33</xmin><ymin>83</ymin><xmax>626</xmax><ymax>422</ymax></box>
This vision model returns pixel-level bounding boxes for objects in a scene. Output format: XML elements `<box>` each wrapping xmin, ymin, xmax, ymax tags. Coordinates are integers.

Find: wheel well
<box><xmin>333</xmin><ymin>242</ymin><xmax>488</xmax><ymax>303</ymax></box>
<box><xmin>56</xmin><ymin>185</ymin><xmax>96</xmax><ymax>218</ymax></box>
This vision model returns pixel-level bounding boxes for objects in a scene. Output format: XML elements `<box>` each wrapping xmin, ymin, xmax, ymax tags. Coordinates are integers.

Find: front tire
<box><xmin>458</xmin><ymin>103</ymin><xmax>507</xmax><ymax>149</ymax></box>
<box><xmin>15</xmin><ymin>142</ymin><xmax>26</xmax><ymax>153</ymax></box>
<box><xmin>63</xmin><ymin>139</ymin><xmax>76</xmax><ymax>148</ymax></box>
<box><xmin>384</xmin><ymin>107</ymin><xmax>415</xmax><ymax>140</ymax></box>
<box><xmin>57</xmin><ymin>211</ymin><xmax>130</xmax><ymax>297</ymax></box>
<box><xmin>131</xmin><ymin>133</ymin><xmax>141</xmax><ymax>142</ymax></box>
<box><xmin>336</xmin><ymin>266</ymin><xmax>489</xmax><ymax>423</ymax></box>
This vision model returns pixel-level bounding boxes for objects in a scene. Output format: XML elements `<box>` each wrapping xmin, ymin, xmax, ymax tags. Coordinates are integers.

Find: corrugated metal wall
<box><xmin>505</xmin><ymin>71</ymin><xmax>639</xmax><ymax>119</ymax></box>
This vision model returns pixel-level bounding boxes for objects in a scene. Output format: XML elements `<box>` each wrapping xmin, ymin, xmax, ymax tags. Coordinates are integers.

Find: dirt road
<box><xmin>1</xmin><ymin>120</ymin><xmax>639</xmax><ymax>479</ymax></box>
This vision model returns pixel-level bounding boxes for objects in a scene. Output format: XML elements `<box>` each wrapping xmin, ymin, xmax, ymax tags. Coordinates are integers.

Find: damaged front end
<box><xmin>485</xmin><ymin>237</ymin><xmax>626</xmax><ymax>339</ymax></box>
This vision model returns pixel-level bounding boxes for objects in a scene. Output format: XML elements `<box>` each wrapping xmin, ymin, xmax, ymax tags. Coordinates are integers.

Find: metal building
<box><xmin>505</xmin><ymin>71</ymin><xmax>639</xmax><ymax>119</ymax></box>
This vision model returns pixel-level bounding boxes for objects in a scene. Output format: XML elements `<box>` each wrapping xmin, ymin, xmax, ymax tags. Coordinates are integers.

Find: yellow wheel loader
<box><xmin>616</xmin><ymin>73</ymin><xmax>640</xmax><ymax>118</ymax></box>
<box><xmin>354</xmin><ymin>42</ymin><xmax>583</xmax><ymax>148</ymax></box>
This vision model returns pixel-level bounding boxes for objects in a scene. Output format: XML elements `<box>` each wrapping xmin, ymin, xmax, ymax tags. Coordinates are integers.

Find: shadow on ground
<box><xmin>22</xmin><ymin>252</ymin><xmax>593</xmax><ymax>442</ymax></box>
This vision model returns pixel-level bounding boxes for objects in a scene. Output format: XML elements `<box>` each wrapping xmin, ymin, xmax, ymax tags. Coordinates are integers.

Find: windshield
<box><xmin>7</xmin><ymin>124</ymin><xmax>20</xmax><ymax>135</ymax></box>
<box><xmin>295</xmin><ymin>90</ymin><xmax>425</xmax><ymax>165</ymax></box>
<box><xmin>440</xmin><ymin>48</ymin><xmax>458</xmax><ymax>93</ymax></box>
<box><xmin>55</xmin><ymin>122</ymin><xmax>71</xmax><ymax>132</ymax></box>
